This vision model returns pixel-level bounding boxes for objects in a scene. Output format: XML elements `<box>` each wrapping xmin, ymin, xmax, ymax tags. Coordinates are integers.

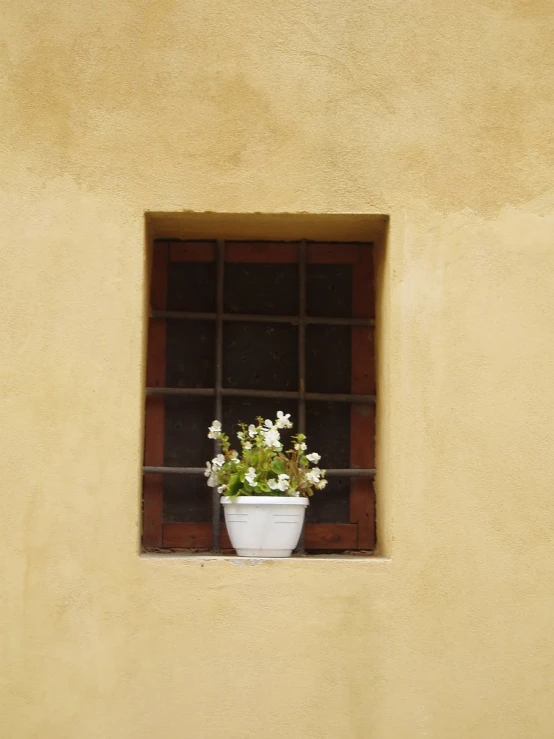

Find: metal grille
<box><xmin>143</xmin><ymin>239</ymin><xmax>376</xmax><ymax>552</ymax></box>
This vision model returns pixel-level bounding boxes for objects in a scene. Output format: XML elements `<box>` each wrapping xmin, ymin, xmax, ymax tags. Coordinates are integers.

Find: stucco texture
<box><xmin>1</xmin><ymin>1</ymin><xmax>554</xmax><ymax>737</ymax></box>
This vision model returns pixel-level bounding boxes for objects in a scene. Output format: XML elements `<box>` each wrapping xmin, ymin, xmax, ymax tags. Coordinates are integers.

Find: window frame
<box><xmin>143</xmin><ymin>239</ymin><xmax>376</xmax><ymax>553</ymax></box>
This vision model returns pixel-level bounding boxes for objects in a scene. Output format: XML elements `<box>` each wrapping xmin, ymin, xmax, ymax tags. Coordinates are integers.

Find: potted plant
<box><xmin>205</xmin><ymin>412</ymin><xmax>327</xmax><ymax>557</ymax></box>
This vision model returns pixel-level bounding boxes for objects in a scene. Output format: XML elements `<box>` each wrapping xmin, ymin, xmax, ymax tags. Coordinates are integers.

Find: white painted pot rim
<box><xmin>221</xmin><ymin>495</ymin><xmax>309</xmax><ymax>506</ymax></box>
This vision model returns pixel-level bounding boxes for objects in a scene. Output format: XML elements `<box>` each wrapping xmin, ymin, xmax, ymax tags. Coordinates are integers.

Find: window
<box><xmin>143</xmin><ymin>238</ymin><xmax>376</xmax><ymax>553</ymax></box>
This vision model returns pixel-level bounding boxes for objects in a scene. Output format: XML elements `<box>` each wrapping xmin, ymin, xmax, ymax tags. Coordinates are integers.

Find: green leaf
<box><xmin>228</xmin><ymin>474</ymin><xmax>241</xmax><ymax>496</ymax></box>
<box><xmin>271</xmin><ymin>458</ymin><xmax>285</xmax><ymax>474</ymax></box>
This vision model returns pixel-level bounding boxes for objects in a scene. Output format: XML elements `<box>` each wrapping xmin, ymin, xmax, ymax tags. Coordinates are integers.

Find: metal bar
<box><xmin>226</xmin><ymin>313</ymin><xmax>297</xmax><ymax>324</ymax></box>
<box><xmin>298</xmin><ymin>240</ymin><xmax>307</xmax><ymax>433</ymax></box>
<box><xmin>222</xmin><ymin>388</ymin><xmax>298</xmax><ymax>400</ymax></box>
<box><xmin>144</xmin><ymin>466</ymin><xmax>376</xmax><ymax>477</ymax></box>
<box><xmin>212</xmin><ymin>239</ymin><xmax>225</xmax><ymax>551</ymax></box>
<box><xmin>151</xmin><ymin>309</ymin><xmax>373</xmax><ymax>327</ymax></box>
<box><xmin>147</xmin><ymin>387</ymin><xmax>376</xmax><ymax>403</ymax></box>
<box><xmin>144</xmin><ymin>466</ymin><xmax>206</xmax><ymax>475</ymax></box>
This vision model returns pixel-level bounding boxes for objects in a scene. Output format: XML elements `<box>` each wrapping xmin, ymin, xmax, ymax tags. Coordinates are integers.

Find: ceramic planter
<box><xmin>221</xmin><ymin>495</ymin><xmax>309</xmax><ymax>557</ymax></box>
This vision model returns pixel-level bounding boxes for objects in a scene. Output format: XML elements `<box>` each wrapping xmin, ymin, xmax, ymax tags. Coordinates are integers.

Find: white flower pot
<box><xmin>221</xmin><ymin>496</ymin><xmax>309</xmax><ymax>558</ymax></box>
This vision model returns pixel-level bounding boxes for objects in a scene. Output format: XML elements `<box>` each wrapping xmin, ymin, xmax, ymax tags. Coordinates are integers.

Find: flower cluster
<box><xmin>204</xmin><ymin>413</ymin><xmax>327</xmax><ymax>498</ymax></box>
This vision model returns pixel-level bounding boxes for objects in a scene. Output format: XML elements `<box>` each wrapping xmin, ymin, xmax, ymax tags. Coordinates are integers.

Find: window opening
<box><xmin>143</xmin><ymin>239</ymin><xmax>376</xmax><ymax>553</ymax></box>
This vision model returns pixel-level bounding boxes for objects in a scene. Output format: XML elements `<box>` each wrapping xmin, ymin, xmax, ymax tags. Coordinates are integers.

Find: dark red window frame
<box><xmin>143</xmin><ymin>240</ymin><xmax>376</xmax><ymax>552</ymax></box>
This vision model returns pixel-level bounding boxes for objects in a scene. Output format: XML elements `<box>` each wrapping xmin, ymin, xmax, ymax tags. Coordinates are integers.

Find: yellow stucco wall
<box><xmin>1</xmin><ymin>1</ymin><xmax>554</xmax><ymax>737</ymax></box>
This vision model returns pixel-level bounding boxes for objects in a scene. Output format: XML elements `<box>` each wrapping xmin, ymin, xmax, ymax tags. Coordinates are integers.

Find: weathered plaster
<box><xmin>1</xmin><ymin>1</ymin><xmax>554</xmax><ymax>737</ymax></box>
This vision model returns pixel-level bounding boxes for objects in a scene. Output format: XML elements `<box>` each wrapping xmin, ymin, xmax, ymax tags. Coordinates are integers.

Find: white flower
<box><xmin>212</xmin><ymin>454</ymin><xmax>225</xmax><ymax>468</ymax></box>
<box><xmin>245</xmin><ymin>467</ymin><xmax>257</xmax><ymax>486</ymax></box>
<box><xmin>288</xmin><ymin>488</ymin><xmax>300</xmax><ymax>497</ymax></box>
<box><xmin>205</xmin><ymin>461</ymin><xmax>219</xmax><ymax>487</ymax></box>
<box><xmin>217</xmin><ymin>484</ymin><xmax>228</xmax><ymax>494</ymax></box>
<box><xmin>315</xmin><ymin>479</ymin><xmax>328</xmax><ymax>490</ymax></box>
<box><xmin>206</xmin><ymin>458</ymin><xmax>222</xmax><ymax>487</ymax></box>
<box><xmin>275</xmin><ymin>411</ymin><xmax>292</xmax><ymax>429</ymax></box>
<box><xmin>230</xmin><ymin>451</ymin><xmax>239</xmax><ymax>464</ymax></box>
<box><xmin>268</xmin><ymin>473</ymin><xmax>290</xmax><ymax>492</ymax></box>
<box><xmin>262</xmin><ymin>427</ymin><xmax>281</xmax><ymax>449</ymax></box>
<box><xmin>264</xmin><ymin>419</ymin><xmax>274</xmax><ymax>428</ymax></box>
<box><xmin>295</xmin><ymin>442</ymin><xmax>307</xmax><ymax>452</ymax></box>
<box><xmin>237</xmin><ymin>430</ymin><xmax>245</xmax><ymax>441</ymax></box>
<box><xmin>248</xmin><ymin>424</ymin><xmax>257</xmax><ymax>438</ymax></box>
<box><xmin>277</xmin><ymin>474</ymin><xmax>290</xmax><ymax>491</ymax></box>
<box><xmin>306</xmin><ymin>467</ymin><xmax>322</xmax><ymax>485</ymax></box>
<box><xmin>208</xmin><ymin>420</ymin><xmax>222</xmax><ymax>439</ymax></box>
<box><xmin>306</xmin><ymin>452</ymin><xmax>321</xmax><ymax>464</ymax></box>
<box><xmin>243</xmin><ymin>441</ymin><xmax>252</xmax><ymax>450</ymax></box>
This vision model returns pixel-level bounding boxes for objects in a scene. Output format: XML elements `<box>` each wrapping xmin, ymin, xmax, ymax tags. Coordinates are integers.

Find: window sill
<box><xmin>140</xmin><ymin>552</ymin><xmax>390</xmax><ymax>565</ymax></box>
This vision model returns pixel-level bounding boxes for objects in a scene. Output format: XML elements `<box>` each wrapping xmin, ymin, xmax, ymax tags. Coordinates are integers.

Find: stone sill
<box><xmin>141</xmin><ymin>552</ymin><xmax>391</xmax><ymax>565</ymax></box>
